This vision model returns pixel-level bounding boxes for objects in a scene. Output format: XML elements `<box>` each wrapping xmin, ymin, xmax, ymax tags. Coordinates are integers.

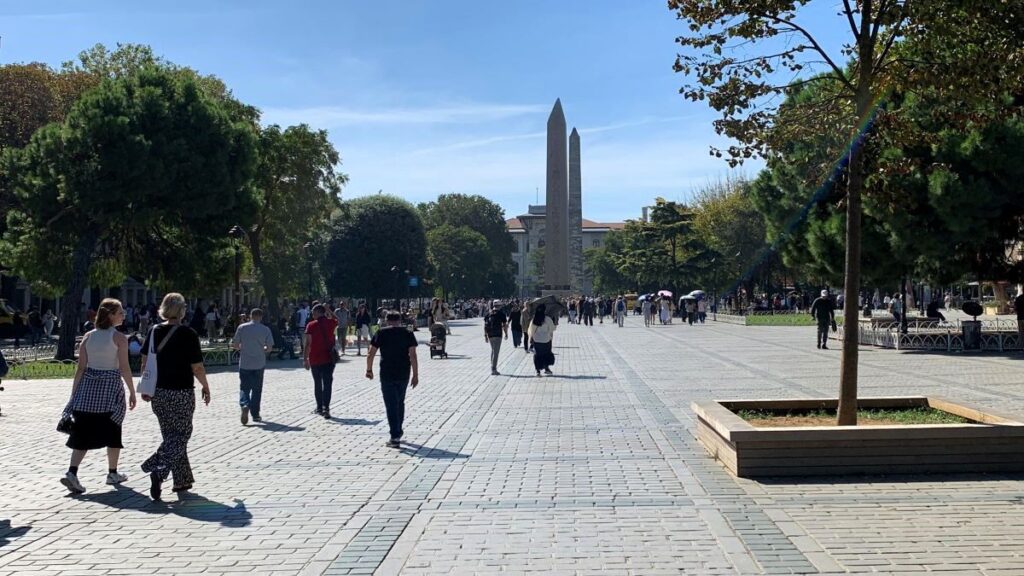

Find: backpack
<box><xmin>616</xmin><ymin>300</ymin><xmax>625</xmax><ymax>312</ymax></box>
<box><xmin>486</xmin><ymin>313</ymin><xmax>504</xmax><ymax>336</ymax></box>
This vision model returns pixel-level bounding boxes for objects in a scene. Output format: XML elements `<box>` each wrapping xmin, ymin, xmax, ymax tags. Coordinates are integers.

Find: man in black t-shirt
<box><xmin>483</xmin><ymin>300</ymin><xmax>508</xmax><ymax>375</ymax></box>
<box><xmin>1015</xmin><ymin>290</ymin><xmax>1024</xmax><ymax>353</ymax></box>
<box><xmin>366</xmin><ymin>311</ymin><xmax>419</xmax><ymax>448</ymax></box>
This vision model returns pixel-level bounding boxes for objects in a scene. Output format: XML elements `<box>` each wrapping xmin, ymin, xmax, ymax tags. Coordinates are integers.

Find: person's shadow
<box><xmin>0</xmin><ymin>519</ymin><xmax>31</xmax><ymax>548</ymax></box>
<box><xmin>398</xmin><ymin>442</ymin><xmax>470</xmax><ymax>460</ymax></box>
<box><xmin>328</xmin><ymin>417</ymin><xmax>381</xmax><ymax>426</ymax></box>
<box><xmin>253</xmin><ymin>420</ymin><xmax>305</xmax><ymax>432</ymax></box>
<box><xmin>75</xmin><ymin>486</ymin><xmax>252</xmax><ymax>528</ymax></box>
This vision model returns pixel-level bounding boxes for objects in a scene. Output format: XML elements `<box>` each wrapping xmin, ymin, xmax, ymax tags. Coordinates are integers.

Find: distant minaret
<box><xmin>544</xmin><ymin>99</ymin><xmax>569</xmax><ymax>291</ymax></box>
<box><xmin>568</xmin><ymin>127</ymin><xmax>583</xmax><ymax>292</ymax></box>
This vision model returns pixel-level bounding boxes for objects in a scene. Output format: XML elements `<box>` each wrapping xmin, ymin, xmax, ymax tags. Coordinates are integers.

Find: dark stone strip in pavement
<box><xmin>595</xmin><ymin>327</ymin><xmax>820</xmax><ymax>575</ymax></box>
<box><xmin>324</xmin><ymin>513</ymin><xmax>414</xmax><ymax>576</ymax></box>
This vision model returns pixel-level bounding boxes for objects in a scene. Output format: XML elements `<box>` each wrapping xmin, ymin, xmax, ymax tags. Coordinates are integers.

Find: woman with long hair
<box><xmin>60</xmin><ymin>299</ymin><xmax>137</xmax><ymax>493</ymax></box>
<box><xmin>527</xmin><ymin>304</ymin><xmax>556</xmax><ymax>377</ymax></box>
<box><xmin>140</xmin><ymin>292</ymin><xmax>211</xmax><ymax>500</ymax></box>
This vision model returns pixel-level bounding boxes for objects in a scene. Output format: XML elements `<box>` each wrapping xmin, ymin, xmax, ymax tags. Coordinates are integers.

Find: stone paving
<box><xmin>1</xmin><ymin>317</ymin><xmax>1024</xmax><ymax>575</ymax></box>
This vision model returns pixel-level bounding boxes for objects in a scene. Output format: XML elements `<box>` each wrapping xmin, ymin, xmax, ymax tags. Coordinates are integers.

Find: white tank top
<box><xmin>85</xmin><ymin>328</ymin><xmax>119</xmax><ymax>370</ymax></box>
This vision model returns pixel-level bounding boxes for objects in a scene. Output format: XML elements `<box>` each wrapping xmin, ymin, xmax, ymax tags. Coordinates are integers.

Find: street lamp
<box><xmin>390</xmin><ymin>266</ymin><xmax>400</xmax><ymax>310</ymax></box>
<box><xmin>303</xmin><ymin>242</ymin><xmax>314</xmax><ymax>303</ymax></box>
<box><xmin>229</xmin><ymin>225</ymin><xmax>245</xmax><ymax>319</ymax></box>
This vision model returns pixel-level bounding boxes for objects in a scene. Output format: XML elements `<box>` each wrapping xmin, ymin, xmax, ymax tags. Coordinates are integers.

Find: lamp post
<box><xmin>710</xmin><ymin>257</ymin><xmax>717</xmax><ymax>321</ymax></box>
<box><xmin>229</xmin><ymin>225</ymin><xmax>245</xmax><ymax>321</ymax></box>
<box><xmin>391</xmin><ymin>266</ymin><xmax>400</xmax><ymax>310</ymax></box>
<box><xmin>303</xmin><ymin>242</ymin><xmax>314</xmax><ymax>303</ymax></box>
<box><xmin>404</xmin><ymin>268</ymin><xmax>411</xmax><ymax>312</ymax></box>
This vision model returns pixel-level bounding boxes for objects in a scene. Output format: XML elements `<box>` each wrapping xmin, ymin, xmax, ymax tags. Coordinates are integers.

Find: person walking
<box><xmin>43</xmin><ymin>308</ymin><xmax>55</xmax><ymax>339</ymax></box>
<box><xmin>810</xmin><ymin>290</ymin><xmax>835</xmax><ymax>350</ymax></box>
<box><xmin>614</xmin><ymin>296</ymin><xmax>626</xmax><ymax>327</ymax></box>
<box><xmin>697</xmin><ymin>298</ymin><xmax>707</xmax><ymax>324</ymax></box>
<box><xmin>582</xmin><ymin>298</ymin><xmax>594</xmax><ymax>326</ymax></box>
<box><xmin>334</xmin><ymin>301</ymin><xmax>350</xmax><ymax>356</ymax></box>
<box><xmin>304</xmin><ymin>304</ymin><xmax>338</xmax><ymax>418</ymax></box>
<box><xmin>1014</xmin><ymin>289</ymin><xmax>1024</xmax><ymax>353</ymax></box>
<box><xmin>354</xmin><ymin>303</ymin><xmax>372</xmax><ymax>356</ymax></box>
<box><xmin>528</xmin><ymin>305</ymin><xmax>556</xmax><ymax>376</ymax></box>
<box><xmin>365</xmin><ymin>311</ymin><xmax>419</xmax><ymax>448</ymax></box>
<box><xmin>231</xmin><ymin>308</ymin><xmax>274</xmax><ymax>425</ymax></box>
<box><xmin>483</xmin><ymin>300</ymin><xmax>508</xmax><ymax>375</ymax></box>
<box><xmin>204</xmin><ymin>304</ymin><xmax>221</xmax><ymax>342</ymax></box>
<box><xmin>509</xmin><ymin>301</ymin><xmax>524</xmax><ymax>349</ymax></box>
<box><xmin>520</xmin><ymin>304</ymin><xmax>532</xmax><ymax>352</ymax></box>
<box><xmin>140</xmin><ymin>292</ymin><xmax>211</xmax><ymax>500</ymax></box>
<box><xmin>642</xmin><ymin>297</ymin><xmax>653</xmax><ymax>327</ymax></box>
<box><xmin>60</xmin><ymin>299</ymin><xmax>137</xmax><ymax>494</ymax></box>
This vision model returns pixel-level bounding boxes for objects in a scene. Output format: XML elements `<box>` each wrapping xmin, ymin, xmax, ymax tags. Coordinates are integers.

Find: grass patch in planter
<box><xmin>736</xmin><ymin>406</ymin><xmax>970</xmax><ymax>427</ymax></box>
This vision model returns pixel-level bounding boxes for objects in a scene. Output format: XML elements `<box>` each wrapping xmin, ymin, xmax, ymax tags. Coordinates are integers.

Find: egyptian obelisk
<box><xmin>568</xmin><ymin>127</ymin><xmax>583</xmax><ymax>292</ymax></box>
<box><xmin>544</xmin><ymin>99</ymin><xmax>569</xmax><ymax>292</ymax></box>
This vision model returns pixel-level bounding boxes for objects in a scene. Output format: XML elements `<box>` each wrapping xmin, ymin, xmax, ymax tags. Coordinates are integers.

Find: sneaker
<box><xmin>61</xmin><ymin>472</ymin><xmax>85</xmax><ymax>494</ymax></box>
<box><xmin>536</xmin><ymin>371</ymin><xmax>542</xmax><ymax>377</ymax></box>
<box><xmin>323</xmin><ymin>409</ymin><xmax>331</xmax><ymax>419</ymax></box>
<box><xmin>171</xmin><ymin>484</ymin><xmax>193</xmax><ymax>493</ymax></box>
<box><xmin>315</xmin><ymin>408</ymin><xmax>323</xmax><ymax>415</ymax></box>
<box><xmin>821</xmin><ymin>345</ymin><xmax>829</xmax><ymax>350</ymax></box>
<box><xmin>491</xmin><ymin>369</ymin><xmax>499</xmax><ymax>376</ymax></box>
<box><xmin>105</xmin><ymin>471</ymin><xmax>128</xmax><ymax>485</ymax></box>
<box><xmin>252</xmin><ymin>415</ymin><xmax>262</xmax><ymax>423</ymax></box>
<box><xmin>387</xmin><ymin>439</ymin><xmax>401</xmax><ymax>448</ymax></box>
<box><xmin>544</xmin><ymin>368</ymin><xmax>553</xmax><ymax>375</ymax></box>
<box><xmin>149</xmin><ymin>471</ymin><xmax>162</xmax><ymax>501</ymax></box>
<box><xmin>816</xmin><ymin>343</ymin><xmax>821</xmax><ymax>349</ymax></box>
<box><xmin>241</xmin><ymin>406</ymin><xmax>249</xmax><ymax>425</ymax></box>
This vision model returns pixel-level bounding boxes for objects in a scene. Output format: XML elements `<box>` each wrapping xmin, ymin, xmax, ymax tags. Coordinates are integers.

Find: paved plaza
<box><xmin>2</xmin><ymin>318</ymin><xmax>1024</xmax><ymax>575</ymax></box>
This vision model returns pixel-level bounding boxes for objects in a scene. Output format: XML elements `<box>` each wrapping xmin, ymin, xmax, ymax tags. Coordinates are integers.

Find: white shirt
<box><xmin>527</xmin><ymin>317</ymin><xmax>556</xmax><ymax>344</ymax></box>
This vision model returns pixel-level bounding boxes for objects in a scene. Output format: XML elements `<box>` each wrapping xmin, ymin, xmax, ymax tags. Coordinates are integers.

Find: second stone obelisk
<box><xmin>544</xmin><ymin>99</ymin><xmax>570</xmax><ymax>292</ymax></box>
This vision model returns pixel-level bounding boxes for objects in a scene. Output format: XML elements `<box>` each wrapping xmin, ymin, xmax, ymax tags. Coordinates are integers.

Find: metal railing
<box><xmin>836</xmin><ymin>318</ymin><xmax>1021</xmax><ymax>351</ymax></box>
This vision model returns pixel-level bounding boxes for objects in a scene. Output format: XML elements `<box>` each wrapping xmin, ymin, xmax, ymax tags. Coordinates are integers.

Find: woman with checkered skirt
<box><xmin>140</xmin><ymin>292</ymin><xmax>211</xmax><ymax>501</ymax></box>
<box><xmin>61</xmin><ymin>299</ymin><xmax>138</xmax><ymax>494</ymax></box>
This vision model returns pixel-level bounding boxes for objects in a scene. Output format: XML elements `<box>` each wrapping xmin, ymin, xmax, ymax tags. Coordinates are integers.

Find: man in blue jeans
<box><xmin>231</xmin><ymin>308</ymin><xmax>274</xmax><ymax>424</ymax></box>
<box><xmin>365</xmin><ymin>311</ymin><xmax>419</xmax><ymax>448</ymax></box>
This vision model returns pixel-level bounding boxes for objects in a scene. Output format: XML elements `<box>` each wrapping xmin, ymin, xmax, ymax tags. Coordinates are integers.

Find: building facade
<box><xmin>507</xmin><ymin>205</ymin><xmax>624</xmax><ymax>298</ymax></box>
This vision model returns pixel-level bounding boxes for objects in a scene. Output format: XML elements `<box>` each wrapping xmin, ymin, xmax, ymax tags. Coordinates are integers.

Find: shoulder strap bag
<box><xmin>137</xmin><ymin>324</ymin><xmax>181</xmax><ymax>398</ymax></box>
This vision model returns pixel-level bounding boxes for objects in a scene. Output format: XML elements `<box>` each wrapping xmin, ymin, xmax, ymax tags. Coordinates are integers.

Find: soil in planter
<box><xmin>736</xmin><ymin>407</ymin><xmax>971</xmax><ymax>428</ymax></box>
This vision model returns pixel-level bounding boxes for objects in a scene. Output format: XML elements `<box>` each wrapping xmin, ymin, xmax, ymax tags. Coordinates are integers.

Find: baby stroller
<box><xmin>429</xmin><ymin>322</ymin><xmax>448</xmax><ymax>359</ymax></box>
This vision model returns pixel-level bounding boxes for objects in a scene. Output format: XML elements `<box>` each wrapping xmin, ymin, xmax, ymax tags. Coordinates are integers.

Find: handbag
<box><xmin>56</xmin><ymin>411</ymin><xmax>74</xmax><ymax>434</ymax></box>
<box><xmin>319</xmin><ymin>320</ymin><xmax>340</xmax><ymax>364</ymax></box>
<box><xmin>137</xmin><ymin>325</ymin><xmax>180</xmax><ymax>397</ymax></box>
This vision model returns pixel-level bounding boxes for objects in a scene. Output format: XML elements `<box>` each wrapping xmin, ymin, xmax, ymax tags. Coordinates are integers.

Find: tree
<box><xmin>584</xmin><ymin>232</ymin><xmax>633</xmax><ymax>295</ymax></box>
<box><xmin>690</xmin><ymin>177</ymin><xmax>769</xmax><ymax>297</ymax></box>
<box><xmin>418</xmin><ymin>194</ymin><xmax>516</xmax><ymax>295</ymax></box>
<box><xmin>326</xmin><ymin>195</ymin><xmax>428</xmax><ymax>305</ymax></box>
<box><xmin>1</xmin><ymin>66</ymin><xmax>257</xmax><ymax>359</ymax></box>
<box><xmin>670</xmin><ymin>0</ymin><xmax>1024</xmax><ymax>424</ymax></box>
<box><xmin>426</xmin><ymin>225</ymin><xmax>491</xmax><ymax>299</ymax></box>
<box><xmin>245</xmin><ymin>124</ymin><xmax>346</xmax><ymax>323</ymax></box>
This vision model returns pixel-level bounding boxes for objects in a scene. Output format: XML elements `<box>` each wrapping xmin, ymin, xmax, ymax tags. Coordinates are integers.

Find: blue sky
<box><xmin>2</xmin><ymin>1</ymin><xmax>844</xmax><ymax>222</ymax></box>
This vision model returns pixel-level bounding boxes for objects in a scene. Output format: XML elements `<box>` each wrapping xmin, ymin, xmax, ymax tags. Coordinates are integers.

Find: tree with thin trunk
<box><xmin>669</xmin><ymin>0</ymin><xmax>1024</xmax><ymax>424</ymax></box>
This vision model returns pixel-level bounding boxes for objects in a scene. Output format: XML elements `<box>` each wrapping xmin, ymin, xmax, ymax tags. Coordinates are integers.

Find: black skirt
<box><xmin>66</xmin><ymin>411</ymin><xmax>123</xmax><ymax>450</ymax></box>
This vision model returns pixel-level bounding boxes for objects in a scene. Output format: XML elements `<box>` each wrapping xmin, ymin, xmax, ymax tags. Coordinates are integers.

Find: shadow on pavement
<box><xmin>254</xmin><ymin>420</ymin><xmax>305</xmax><ymax>432</ymax></box>
<box><xmin>73</xmin><ymin>485</ymin><xmax>253</xmax><ymax>527</ymax></box>
<box><xmin>399</xmin><ymin>442</ymin><xmax>470</xmax><ymax>460</ymax></box>
<box><xmin>329</xmin><ymin>418</ymin><xmax>381</xmax><ymax>426</ymax></box>
<box><xmin>0</xmin><ymin>519</ymin><xmax>31</xmax><ymax>548</ymax></box>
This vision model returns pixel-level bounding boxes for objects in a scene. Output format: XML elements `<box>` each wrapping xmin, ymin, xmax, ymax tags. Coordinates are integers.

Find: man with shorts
<box><xmin>354</xmin><ymin>303</ymin><xmax>372</xmax><ymax>356</ymax></box>
<box><xmin>334</xmin><ymin>301</ymin><xmax>350</xmax><ymax>356</ymax></box>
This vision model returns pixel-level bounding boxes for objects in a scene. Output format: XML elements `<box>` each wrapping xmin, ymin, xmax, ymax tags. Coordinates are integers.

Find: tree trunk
<box><xmin>56</xmin><ymin>233</ymin><xmax>96</xmax><ymax>360</ymax></box>
<box><xmin>248</xmin><ymin>233</ymin><xmax>282</xmax><ymax>324</ymax></box>
<box><xmin>837</xmin><ymin>10</ymin><xmax>876</xmax><ymax>426</ymax></box>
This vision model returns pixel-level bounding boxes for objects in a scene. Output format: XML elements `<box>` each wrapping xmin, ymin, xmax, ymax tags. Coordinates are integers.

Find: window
<box><xmin>592</xmin><ymin>239</ymin><xmax>601</xmax><ymax>247</ymax></box>
<box><xmin>512</xmin><ymin>239</ymin><xmax>519</xmax><ymax>253</ymax></box>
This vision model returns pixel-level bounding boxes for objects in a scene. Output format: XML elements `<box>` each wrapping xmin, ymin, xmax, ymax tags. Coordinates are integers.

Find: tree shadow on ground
<box><xmin>254</xmin><ymin>420</ymin><xmax>305</xmax><ymax>432</ymax></box>
<box><xmin>398</xmin><ymin>442</ymin><xmax>470</xmax><ymax>460</ymax></box>
<box><xmin>73</xmin><ymin>485</ymin><xmax>253</xmax><ymax>527</ymax></box>
<box><xmin>0</xmin><ymin>519</ymin><xmax>31</xmax><ymax>548</ymax></box>
<box><xmin>329</xmin><ymin>417</ymin><xmax>381</xmax><ymax>426</ymax></box>
<box><xmin>756</xmin><ymin>472</ymin><xmax>1024</xmax><ymax>485</ymax></box>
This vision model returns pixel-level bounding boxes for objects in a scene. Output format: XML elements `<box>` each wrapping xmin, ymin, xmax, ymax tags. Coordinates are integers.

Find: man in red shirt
<box><xmin>304</xmin><ymin>304</ymin><xmax>338</xmax><ymax>418</ymax></box>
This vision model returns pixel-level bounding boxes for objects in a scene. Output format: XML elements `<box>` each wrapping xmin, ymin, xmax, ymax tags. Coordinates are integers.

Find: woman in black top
<box><xmin>140</xmin><ymin>292</ymin><xmax>211</xmax><ymax>500</ymax></box>
<box><xmin>508</xmin><ymin>302</ymin><xmax>523</xmax><ymax>349</ymax></box>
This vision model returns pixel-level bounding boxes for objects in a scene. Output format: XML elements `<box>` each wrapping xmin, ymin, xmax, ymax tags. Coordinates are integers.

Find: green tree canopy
<box><xmin>426</xmin><ymin>224</ymin><xmax>491</xmax><ymax>299</ymax></box>
<box><xmin>327</xmin><ymin>195</ymin><xmax>428</xmax><ymax>305</ymax></box>
<box><xmin>418</xmin><ymin>194</ymin><xmax>516</xmax><ymax>296</ymax></box>
<box><xmin>1</xmin><ymin>66</ymin><xmax>258</xmax><ymax>358</ymax></box>
<box><xmin>245</xmin><ymin>124</ymin><xmax>346</xmax><ymax>321</ymax></box>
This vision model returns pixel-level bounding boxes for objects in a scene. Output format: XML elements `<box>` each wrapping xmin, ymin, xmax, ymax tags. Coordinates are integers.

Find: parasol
<box><xmin>658</xmin><ymin>289</ymin><xmax>673</xmax><ymax>298</ymax></box>
<box><xmin>526</xmin><ymin>295</ymin><xmax>566</xmax><ymax>320</ymax></box>
<box><xmin>638</xmin><ymin>294</ymin><xmax>652</xmax><ymax>302</ymax></box>
<box><xmin>688</xmin><ymin>290</ymin><xmax>706</xmax><ymax>299</ymax></box>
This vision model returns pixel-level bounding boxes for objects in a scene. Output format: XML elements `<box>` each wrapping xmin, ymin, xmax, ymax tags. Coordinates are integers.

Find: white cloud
<box><xmin>260</xmin><ymin>102</ymin><xmax>548</xmax><ymax>129</ymax></box>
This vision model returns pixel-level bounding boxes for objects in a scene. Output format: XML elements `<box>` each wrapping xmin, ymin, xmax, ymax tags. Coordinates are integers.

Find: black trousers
<box><xmin>311</xmin><ymin>363</ymin><xmax>335</xmax><ymax>411</ymax></box>
<box><xmin>380</xmin><ymin>379</ymin><xmax>409</xmax><ymax>439</ymax></box>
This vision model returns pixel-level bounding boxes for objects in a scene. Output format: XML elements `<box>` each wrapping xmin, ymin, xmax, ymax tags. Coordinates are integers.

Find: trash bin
<box><xmin>962</xmin><ymin>320</ymin><xmax>982</xmax><ymax>350</ymax></box>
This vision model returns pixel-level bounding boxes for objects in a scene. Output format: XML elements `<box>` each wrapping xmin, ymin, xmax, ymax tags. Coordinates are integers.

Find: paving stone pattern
<box><xmin>2</xmin><ymin>317</ymin><xmax>1024</xmax><ymax>575</ymax></box>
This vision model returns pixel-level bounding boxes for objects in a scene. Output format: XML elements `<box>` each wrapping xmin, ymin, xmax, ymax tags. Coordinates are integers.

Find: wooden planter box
<box><xmin>692</xmin><ymin>396</ymin><xmax>1024</xmax><ymax>477</ymax></box>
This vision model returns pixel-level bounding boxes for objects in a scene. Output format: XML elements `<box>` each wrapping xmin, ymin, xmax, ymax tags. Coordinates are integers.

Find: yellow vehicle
<box><xmin>624</xmin><ymin>293</ymin><xmax>639</xmax><ymax>311</ymax></box>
